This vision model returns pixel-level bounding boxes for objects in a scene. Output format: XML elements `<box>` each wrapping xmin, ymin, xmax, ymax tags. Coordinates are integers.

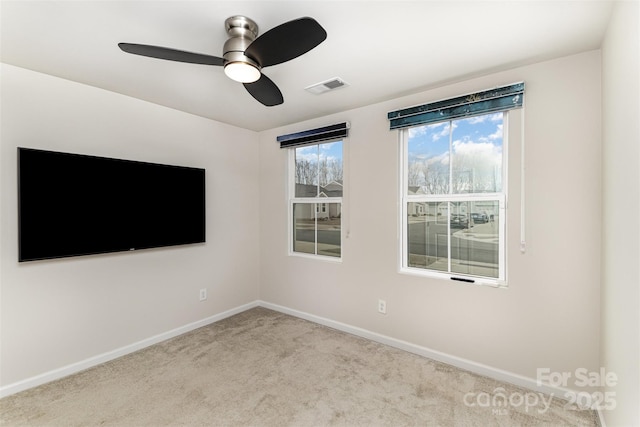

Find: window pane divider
<box><xmin>291</xmin><ymin>197</ymin><xmax>343</xmax><ymax>203</ymax></box>
<box><xmin>404</xmin><ymin>194</ymin><xmax>503</xmax><ymax>202</ymax></box>
<box><xmin>447</xmin><ymin>202</ymin><xmax>452</xmax><ymax>274</ymax></box>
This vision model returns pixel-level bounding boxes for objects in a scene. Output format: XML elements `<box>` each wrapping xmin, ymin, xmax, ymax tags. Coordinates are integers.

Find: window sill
<box><xmin>289</xmin><ymin>252</ymin><xmax>342</xmax><ymax>263</ymax></box>
<box><xmin>399</xmin><ymin>266</ymin><xmax>507</xmax><ymax>288</ymax></box>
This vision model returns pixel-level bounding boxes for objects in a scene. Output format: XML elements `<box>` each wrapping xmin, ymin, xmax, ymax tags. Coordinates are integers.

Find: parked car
<box><xmin>450</xmin><ymin>214</ymin><xmax>470</xmax><ymax>229</ymax></box>
<box><xmin>471</xmin><ymin>212</ymin><xmax>488</xmax><ymax>224</ymax></box>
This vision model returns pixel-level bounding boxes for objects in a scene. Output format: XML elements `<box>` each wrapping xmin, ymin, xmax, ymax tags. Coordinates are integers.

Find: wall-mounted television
<box><xmin>18</xmin><ymin>148</ymin><xmax>205</xmax><ymax>262</ymax></box>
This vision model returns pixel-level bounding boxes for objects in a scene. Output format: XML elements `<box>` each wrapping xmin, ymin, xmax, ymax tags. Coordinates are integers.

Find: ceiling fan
<box><xmin>118</xmin><ymin>16</ymin><xmax>327</xmax><ymax>107</ymax></box>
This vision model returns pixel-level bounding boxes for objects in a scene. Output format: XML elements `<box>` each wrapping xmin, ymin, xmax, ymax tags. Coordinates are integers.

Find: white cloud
<box><xmin>489</xmin><ymin>123</ymin><xmax>503</xmax><ymax>140</ymax></box>
<box><xmin>296</xmin><ymin>143</ymin><xmax>341</xmax><ymax>162</ymax></box>
<box><xmin>408</xmin><ymin>126</ymin><xmax>427</xmax><ymax>139</ymax></box>
<box><xmin>432</xmin><ymin>122</ymin><xmax>455</xmax><ymax>142</ymax></box>
<box><xmin>429</xmin><ymin>151</ymin><xmax>450</xmax><ymax>166</ymax></box>
<box><xmin>296</xmin><ymin>153</ymin><xmax>317</xmax><ymax>163</ymax></box>
<box><xmin>295</xmin><ymin>146</ymin><xmax>317</xmax><ymax>163</ymax></box>
<box><xmin>452</xmin><ymin>139</ymin><xmax>502</xmax><ymax>166</ymax></box>
<box><xmin>320</xmin><ymin>141</ymin><xmax>340</xmax><ymax>151</ymax></box>
<box><xmin>410</xmin><ymin>151</ymin><xmax>450</xmax><ymax>166</ymax></box>
<box><xmin>465</xmin><ymin>115</ymin><xmax>487</xmax><ymax>125</ymax></box>
<box><xmin>408</xmin><ymin>121</ymin><xmax>452</xmax><ymax>140</ymax></box>
<box><xmin>296</xmin><ymin>145</ymin><xmax>316</xmax><ymax>155</ymax></box>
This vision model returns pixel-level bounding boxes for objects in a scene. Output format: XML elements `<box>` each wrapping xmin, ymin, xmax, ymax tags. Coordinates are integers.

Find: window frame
<box><xmin>287</xmin><ymin>139</ymin><xmax>344</xmax><ymax>262</ymax></box>
<box><xmin>398</xmin><ymin>113</ymin><xmax>508</xmax><ymax>287</ymax></box>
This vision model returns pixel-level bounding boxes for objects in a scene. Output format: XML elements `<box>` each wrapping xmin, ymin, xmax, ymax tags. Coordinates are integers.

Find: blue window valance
<box><xmin>278</xmin><ymin>122</ymin><xmax>350</xmax><ymax>148</ymax></box>
<box><xmin>387</xmin><ymin>82</ymin><xmax>524</xmax><ymax>130</ymax></box>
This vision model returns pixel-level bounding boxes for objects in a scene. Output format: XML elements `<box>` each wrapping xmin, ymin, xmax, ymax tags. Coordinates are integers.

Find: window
<box><xmin>289</xmin><ymin>140</ymin><xmax>343</xmax><ymax>259</ymax></box>
<box><xmin>391</xmin><ymin>82</ymin><xmax>524</xmax><ymax>285</ymax></box>
<box><xmin>400</xmin><ymin>112</ymin><xmax>507</xmax><ymax>285</ymax></box>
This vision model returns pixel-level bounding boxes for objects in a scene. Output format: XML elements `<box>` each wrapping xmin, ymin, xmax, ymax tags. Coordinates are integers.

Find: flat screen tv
<box><xmin>18</xmin><ymin>148</ymin><xmax>205</xmax><ymax>262</ymax></box>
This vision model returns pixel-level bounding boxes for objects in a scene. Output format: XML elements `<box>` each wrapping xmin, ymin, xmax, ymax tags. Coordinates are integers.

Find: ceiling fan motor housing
<box><xmin>223</xmin><ymin>16</ymin><xmax>260</xmax><ymax>68</ymax></box>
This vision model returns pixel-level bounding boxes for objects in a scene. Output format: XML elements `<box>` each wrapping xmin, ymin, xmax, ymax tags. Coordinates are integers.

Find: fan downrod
<box><xmin>224</xmin><ymin>16</ymin><xmax>259</xmax><ymax>39</ymax></box>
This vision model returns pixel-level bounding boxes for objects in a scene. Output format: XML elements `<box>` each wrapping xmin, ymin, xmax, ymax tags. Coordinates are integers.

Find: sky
<box><xmin>292</xmin><ymin>113</ymin><xmax>502</xmax><ymax>188</ymax></box>
<box><xmin>407</xmin><ymin>112</ymin><xmax>504</xmax><ymax>193</ymax></box>
<box><xmin>408</xmin><ymin>112</ymin><xmax>503</xmax><ymax>162</ymax></box>
<box><xmin>295</xmin><ymin>140</ymin><xmax>343</xmax><ymax>164</ymax></box>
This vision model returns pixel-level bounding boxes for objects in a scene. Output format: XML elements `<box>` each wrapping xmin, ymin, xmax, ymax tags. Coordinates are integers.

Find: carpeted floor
<box><xmin>1</xmin><ymin>307</ymin><xmax>599</xmax><ymax>426</ymax></box>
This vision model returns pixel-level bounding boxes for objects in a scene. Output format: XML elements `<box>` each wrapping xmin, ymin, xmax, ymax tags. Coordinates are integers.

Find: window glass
<box><xmin>451</xmin><ymin>114</ymin><xmax>503</xmax><ymax>194</ymax></box>
<box><xmin>407</xmin><ymin>202</ymin><xmax>448</xmax><ymax>271</ymax></box>
<box><xmin>295</xmin><ymin>145</ymin><xmax>319</xmax><ymax>197</ymax></box>
<box><xmin>293</xmin><ymin>203</ymin><xmax>315</xmax><ymax>255</ymax></box>
<box><xmin>402</xmin><ymin>112</ymin><xmax>505</xmax><ymax>283</ymax></box>
<box><xmin>295</xmin><ymin>141</ymin><xmax>343</xmax><ymax>198</ymax></box>
<box><xmin>450</xmin><ymin>201</ymin><xmax>499</xmax><ymax>278</ymax></box>
<box><xmin>317</xmin><ymin>203</ymin><xmax>341</xmax><ymax>258</ymax></box>
<box><xmin>407</xmin><ymin>123</ymin><xmax>450</xmax><ymax>195</ymax></box>
<box><xmin>291</xmin><ymin>140</ymin><xmax>343</xmax><ymax>259</ymax></box>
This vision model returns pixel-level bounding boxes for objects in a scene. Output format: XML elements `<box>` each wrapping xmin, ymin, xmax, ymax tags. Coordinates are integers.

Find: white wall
<box><xmin>0</xmin><ymin>64</ymin><xmax>260</xmax><ymax>388</ymax></box>
<box><xmin>259</xmin><ymin>51</ymin><xmax>602</xmax><ymax>391</ymax></box>
<box><xmin>601</xmin><ymin>1</ymin><xmax>640</xmax><ymax>426</ymax></box>
<box><xmin>2</xmin><ymin>45</ymin><xmax>620</xmax><ymax>417</ymax></box>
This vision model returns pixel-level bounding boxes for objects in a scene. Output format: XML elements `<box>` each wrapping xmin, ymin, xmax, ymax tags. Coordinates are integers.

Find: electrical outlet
<box><xmin>199</xmin><ymin>288</ymin><xmax>207</xmax><ymax>301</ymax></box>
<box><xmin>378</xmin><ymin>299</ymin><xmax>387</xmax><ymax>314</ymax></box>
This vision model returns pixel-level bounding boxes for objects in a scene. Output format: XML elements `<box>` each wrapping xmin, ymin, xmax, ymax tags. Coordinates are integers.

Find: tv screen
<box><xmin>18</xmin><ymin>148</ymin><xmax>205</xmax><ymax>262</ymax></box>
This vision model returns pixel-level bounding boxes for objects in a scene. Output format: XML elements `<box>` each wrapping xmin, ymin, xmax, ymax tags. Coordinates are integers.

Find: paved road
<box><xmin>407</xmin><ymin>221</ymin><xmax>498</xmax><ymax>264</ymax></box>
<box><xmin>294</xmin><ymin>221</ymin><xmax>497</xmax><ymax>265</ymax></box>
<box><xmin>294</xmin><ymin>229</ymin><xmax>340</xmax><ymax>246</ymax></box>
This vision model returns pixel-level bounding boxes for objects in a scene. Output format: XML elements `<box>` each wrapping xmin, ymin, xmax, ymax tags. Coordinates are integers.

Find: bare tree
<box><xmin>296</xmin><ymin>154</ymin><xmax>343</xmax><ymax>193</ymax></box>
<box><xmin>295</xmin><ymin>159</ymin><xmax>318</xmax><ymax>186</ymax></box>
<box><xmin>319</xmin><ymin>158</ymin><xmax>329</xmax><ymax>187</ymax></box>
<box><xmin>451</xmin><ymin>150</ymin><xmax>501</xmax><ymax>193</ymax></box>
<box><xmin>328</xmin><ymin>159</ymin><xmax>343</xmax><ymax>183</ymax></box>
<box><xmin>408</xmin><ymin>161</ymin><xmax>421</xmax><ymax>187</ymax></box>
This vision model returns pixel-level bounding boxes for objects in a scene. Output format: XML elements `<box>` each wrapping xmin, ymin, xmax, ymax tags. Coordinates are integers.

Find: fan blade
<box><xmin>243</xmin><ymin>74</ymin><xmax>283</xmax><ymax>106</ymax></box>
<box><xmin>118</xmin><ymin>43</ymin><xmax>224</xmax><ymax>66</ymax></box>
<box><xmin>244</xmin><ymin>17</ymin><xmax>326</xmax><ymax>68</ymax></box>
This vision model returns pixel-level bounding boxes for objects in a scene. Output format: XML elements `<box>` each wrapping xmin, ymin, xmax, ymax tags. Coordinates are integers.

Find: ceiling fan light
<box><xmin>224</xmin><ymin>62</ymin><xmax>261</xmax><ymax>83</ymax></box>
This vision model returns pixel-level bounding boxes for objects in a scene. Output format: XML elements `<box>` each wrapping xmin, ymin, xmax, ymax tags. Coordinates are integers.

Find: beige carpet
<box><xmin>1</xmin><ymin>307</ymin><xmax>599</xmax><ymax>426</ymax></box>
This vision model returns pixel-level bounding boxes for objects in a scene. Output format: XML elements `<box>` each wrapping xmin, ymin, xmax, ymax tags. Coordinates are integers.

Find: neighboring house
<box><xmin>407</xmin><ymin>185</ymin><xmax>425</xmax><ymax>195</ymax></box>
<box><xmin>294</xmin><ymin>181</ymin><xmax>343</xmax><ymax>220</ymax></box>
<box><xmin>322</xmin><ymin>181</ymin><xmax>343</xmax><ymax>194</ymax></box>
<box><xmin>407</xmin><ymin>184</ymin><xmax>497</xmax><ymax>222</ymax></box>
<box><xmin>407</xmin><ymin>186</ymin><xmax>427</xmax><ymax>216</ymax></box>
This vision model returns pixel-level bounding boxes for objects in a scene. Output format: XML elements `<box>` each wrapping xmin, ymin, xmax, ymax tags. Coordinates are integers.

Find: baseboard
<box><xmin>258</xmin><ymin>300</ymin><xmax>579</xmax><ymax>400</ymax></box>
<box><xmin>0</xmin><ymin>301</ymin><xmax>259</xmax><ymax>398</ymax></box>
<box><xmin>1</xmin><ymin>299</ymin><xmax>586</xmax><ymax>404</ymax></box>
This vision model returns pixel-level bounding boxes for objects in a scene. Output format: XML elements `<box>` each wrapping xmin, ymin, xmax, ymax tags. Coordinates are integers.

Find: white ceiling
<box><xmin>1</xmin><ymin>1</ymin><xmax>613</xmax><ymax>131</ymax></box>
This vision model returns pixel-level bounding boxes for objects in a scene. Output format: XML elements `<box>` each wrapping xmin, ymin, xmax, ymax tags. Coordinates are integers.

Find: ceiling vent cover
<box><xmin>305</xmin><ymin>77</ymin><xmax>349</xmax><ymax>94</ymax></box>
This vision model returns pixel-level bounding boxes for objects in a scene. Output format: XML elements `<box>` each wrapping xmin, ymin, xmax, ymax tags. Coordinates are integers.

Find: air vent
<box><xmin>305</xmin><ymin>77</ymin><xmax>349</xmax><ymax>95</ymax></box>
